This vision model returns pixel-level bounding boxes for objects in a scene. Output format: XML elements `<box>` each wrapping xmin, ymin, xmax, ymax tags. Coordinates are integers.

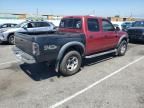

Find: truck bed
<box><xmin>15</xmin><ymin>32</ymin><xmax>85</xmax><ymax>62</ymax></box>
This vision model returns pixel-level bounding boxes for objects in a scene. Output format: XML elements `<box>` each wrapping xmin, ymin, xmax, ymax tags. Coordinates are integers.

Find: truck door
<box><xmin>86</xmin><ymin>18</ymin><xmax>106</xmax><ymax>55</ymax></box>
<box><xmin>101</xmin><ymin>19</ymin><xmax>119</xmax><ymax>49</ymax></box>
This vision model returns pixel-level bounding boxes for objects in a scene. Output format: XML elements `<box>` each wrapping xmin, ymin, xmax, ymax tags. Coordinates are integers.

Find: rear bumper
<box><xmin>13</xmin><ymin>47</ymin><xmax>36</xmax><ymax>64</ymax></box>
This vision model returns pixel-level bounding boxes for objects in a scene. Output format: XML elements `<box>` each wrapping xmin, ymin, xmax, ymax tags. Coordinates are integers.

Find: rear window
<box><xmin>60</xmin><ymin>18</ymin><xmax>82</xmax><ymax>29</ymax></box>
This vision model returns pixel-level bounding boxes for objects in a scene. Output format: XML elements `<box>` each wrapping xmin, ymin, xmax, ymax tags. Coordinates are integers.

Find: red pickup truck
<box><xmin>14</xmin><ymin>16</ymin><xmax>128</xmax><ymax>76</ymax></box>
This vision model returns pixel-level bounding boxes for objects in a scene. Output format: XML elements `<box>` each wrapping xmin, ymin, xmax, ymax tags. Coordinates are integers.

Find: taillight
<box><xmin>32</xmin><ymin>42</ymin><xmax>40</xmax><ymax>56</ymax></box>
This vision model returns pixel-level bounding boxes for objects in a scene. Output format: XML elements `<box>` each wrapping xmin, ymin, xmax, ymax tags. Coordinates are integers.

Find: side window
<box><xmin>27</xmin><ymin>23</ymin><xmax>33</xmax><ymax>28</ymax></box>
<box><xmin>39</xmin><ymin>22</ymin><xmax>50</xmax><ymax>27</ymax></box>
<box><xmin>33</xmin><ymin>22</ymin><xmax>39</xmax><ymax>27</ymax></box>
<box><xmin>2</xmin><ymin>24</ymin><xmax>8</xmax><ymax>28</ymax></box>
<box><xmin>87</xmin><ymin>18</ymin><xmax>99</xmax><ymax>32</ymax></box>
<box><xmin>23</xmin><ymin>24</ymin><xmax>28</xmax><ymax>28</ymax></box>
<box><xmin>73</xmin><ymin>19</ymin><xmax>82</xmax><ymax>29</ymax></box>
<box><xmin>59</xmin><ymin>19</ymin><xmax>73</xmax><ymax>28</ymax></box>
<box><xmin>10</xmin><ymin>24</ymin><xmax>16</xmax><ymax>27</ymax></box>
<box><xmin>102</xmin><ymin>20</ymin><xmax>115</xmax><ymax>31</ymax></box>
<box><xmin>60</xmin><ymin>19</ymin><xmax>66</xmax><ymax>28</ymax></box>
<box><xmin>24</xmin><ymin>22</ymin><xmax>34</xmax><ymax>28</ymax></box>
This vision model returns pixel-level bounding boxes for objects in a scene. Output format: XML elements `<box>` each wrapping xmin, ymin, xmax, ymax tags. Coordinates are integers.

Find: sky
<box><xmin>0</xmin><ymin>0</ymin><xmax>144</xmax><ymax>17</ymax></box>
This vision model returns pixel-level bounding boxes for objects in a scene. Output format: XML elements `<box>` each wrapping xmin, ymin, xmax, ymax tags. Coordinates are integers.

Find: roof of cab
<box><xmin>62</xmin><ymin>15</ymin><xmax>104</xmax><ymax>19</ymax></box>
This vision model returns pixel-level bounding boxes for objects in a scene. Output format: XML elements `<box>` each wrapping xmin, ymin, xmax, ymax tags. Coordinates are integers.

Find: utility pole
<box><xmin>93</xmin><ymin>10</ymin><xmax>95</xmax><ymax>15</ymax></box>
<box><xmin>36</xmin><ymin>8</ymin><xmax>39</xmax><ymax>17</ymax></box>
<box><xmin>130</xmin><ymin>11</ymin><xmax>133</xmax><ymax>18</ymax></box>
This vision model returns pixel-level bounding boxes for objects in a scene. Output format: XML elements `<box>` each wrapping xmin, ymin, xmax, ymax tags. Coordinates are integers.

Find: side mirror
<box><xmin>115</xmin><ymin>27</ymin><xmax>120</xmax><ymax>31</ymax></box>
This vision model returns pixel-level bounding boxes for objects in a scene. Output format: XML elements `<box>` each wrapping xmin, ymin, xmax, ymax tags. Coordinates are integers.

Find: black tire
<box><xmin>117</xmin><ymin>40</ymin><xmax>127</xmax><ymax>56</ymax></box>
<box><xmin>0</xmin><ymin>40</ymin><xmax>3</xmax><ymax>44</ymax></box>
<box><xmin>59</xmin><ymin>51</ymin><xmax>82</xmax><ymax>76</ymax></box>
<box><xmin>8</xmin><ymin>34</ymin><xmax>15</xmax><ymax>45</ymax></box>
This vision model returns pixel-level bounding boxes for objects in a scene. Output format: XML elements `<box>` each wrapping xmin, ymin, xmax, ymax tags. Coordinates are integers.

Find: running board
<box><xmin>85</xmin><ymin>49</ymin><xmax>117</xmax><ymax>59</ymax></box>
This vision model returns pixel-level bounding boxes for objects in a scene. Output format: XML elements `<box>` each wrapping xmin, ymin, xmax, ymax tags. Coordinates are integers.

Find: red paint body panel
<box><xmin>59</xmin><ymin>16</ymin><xmax>127</xmax><ymax>56</ymax></box>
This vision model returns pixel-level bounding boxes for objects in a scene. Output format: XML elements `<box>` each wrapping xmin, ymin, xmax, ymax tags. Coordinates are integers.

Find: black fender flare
<box><xmin>116</xmin><ymin>34</ymin><xmax>129</xmax><ymax>48</ymax></box>
<box><xmin>55</xmin><ymin>41</ymin><xmax>85</xmax><ymax>72</ymax></box>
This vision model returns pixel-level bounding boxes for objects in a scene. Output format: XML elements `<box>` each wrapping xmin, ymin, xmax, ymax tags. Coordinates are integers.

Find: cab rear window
<box><xmin>60</xmin><ymin>18</ymin><xmax>82</xmax><ymax>29</ymax></box>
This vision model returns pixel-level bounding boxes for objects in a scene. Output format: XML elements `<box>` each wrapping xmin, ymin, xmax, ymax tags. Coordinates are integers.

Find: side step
<box><xmin>85</xmin><ymin>49</ymin><xmax>117</xmax><ymax>59</ymax></box>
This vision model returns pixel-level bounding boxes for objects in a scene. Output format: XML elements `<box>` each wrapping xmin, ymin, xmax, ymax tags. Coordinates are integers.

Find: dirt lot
<box><xmin>0</xmin><ymin>43</ymin><xmax>144</xmax><ymax>108</ymax></box>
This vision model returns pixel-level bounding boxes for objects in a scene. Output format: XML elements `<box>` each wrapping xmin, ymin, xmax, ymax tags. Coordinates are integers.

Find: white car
<box><xmin>0</xmin><ymin>23</ymin><xmax>17</xmax><ymax>29</ymax></box>
<box><xmin>0</xmin><ymin>21</ymin><xmax>56</xmax><ymax>44</ymax></box>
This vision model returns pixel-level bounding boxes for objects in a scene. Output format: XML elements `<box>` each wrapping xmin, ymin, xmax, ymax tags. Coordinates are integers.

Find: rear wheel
<box><xmin>0</xmin><ymin>40</ymin><xmax>3</xmax><ymax>44</ymax></box>
<box><xmin>117</xmin><ymin>40</ymin><xmax>127</xmax><ymax>56</ymax></box>
<box><xmin>8</xmin><ymin>34</ymin><xmax>15</xmax><ymax>45</ymax></box>
<box><xmin>59</xmin><ymin>51</ymin><xmax>82</xmax><ymax>76</ymax></box>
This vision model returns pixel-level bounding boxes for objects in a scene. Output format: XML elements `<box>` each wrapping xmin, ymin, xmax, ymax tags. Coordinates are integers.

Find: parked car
<box><xmin>127</xmin><ymin>21</ymin><xmax>144</xmax><ymax>42</ymax></box>
<box><xmin>13</xmin><ymin>16</ymin><xmax>128</xmax><ymax>76</ymax></box>
<box><xmin>0</xmin><ymin>20</ymin><xmax>56</xmax><ymax>44</ymax></box>
<box><xmin>121</xmin><ymin>22</ymin><xmax>133</xmax><ymax>32</ymax></box>
<box><xmin>0</xmin><ymin>23</ymin><xmax>17</xmax><ymax>29</ymax></box>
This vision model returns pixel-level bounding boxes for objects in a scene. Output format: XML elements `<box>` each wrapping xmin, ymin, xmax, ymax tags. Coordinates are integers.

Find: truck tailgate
<box><xmin>15</xmin><ymin>32</ymin><xmax>34</xmax><ymax>55</ymax></box>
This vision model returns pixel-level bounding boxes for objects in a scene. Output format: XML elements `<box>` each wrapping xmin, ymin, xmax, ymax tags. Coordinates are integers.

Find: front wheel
<box><xmin>8</xmin><ymin>34</ymin><xmax>15</xmax><ymax>45</ymax></box>
<box><xmin>59</xmin><ymin>51</ymin><xmax>82</xmax><ymax>76</ymax></box>
<box><xmin>117</xmin><ymin>40</ymin><xmax>127</xmax><ymax>56</ymax></box>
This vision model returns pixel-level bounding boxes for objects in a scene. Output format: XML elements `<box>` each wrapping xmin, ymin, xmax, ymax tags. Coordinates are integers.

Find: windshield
<box><xmin>132</xmin><ymin>21</ymin><xmax>144</xmax><ymax>27</ymax></box>
<box><xmin>15</xmin><ymin>21</ymin><xmax>27</xmax><ymax>28</ymax></box>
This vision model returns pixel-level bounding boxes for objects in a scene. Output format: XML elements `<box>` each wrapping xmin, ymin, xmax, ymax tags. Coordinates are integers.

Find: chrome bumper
<box><xmin>13</xmin><ymin>47</ymin><xmax>36</xmax><ymax>64</ymax></box>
